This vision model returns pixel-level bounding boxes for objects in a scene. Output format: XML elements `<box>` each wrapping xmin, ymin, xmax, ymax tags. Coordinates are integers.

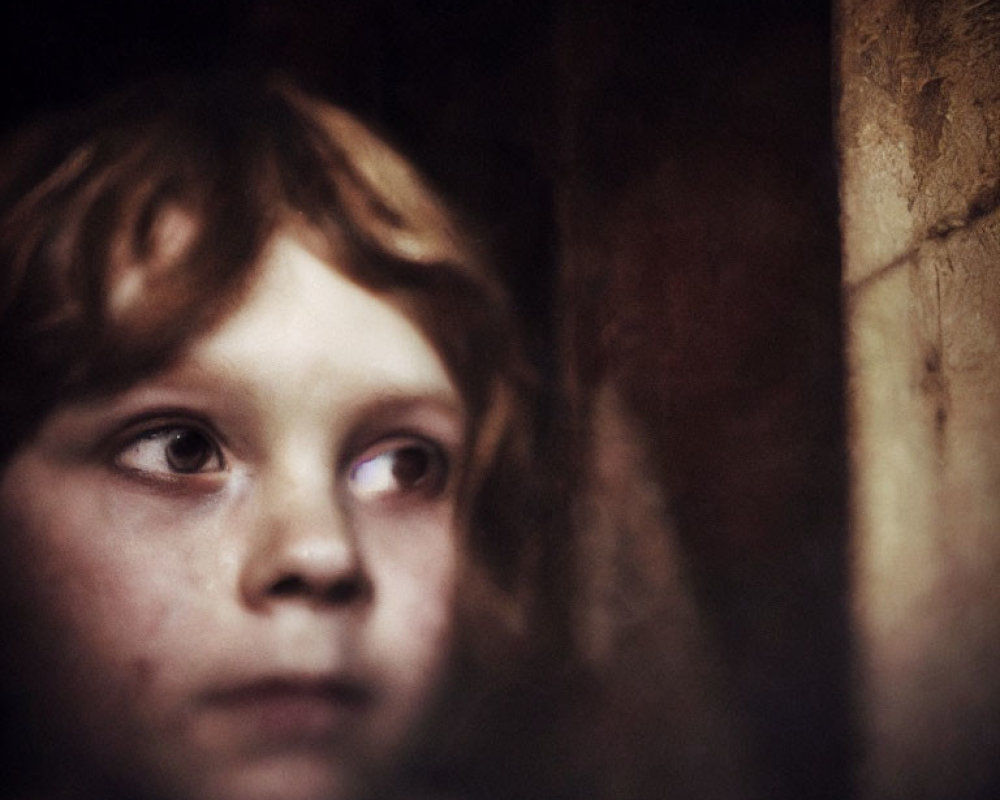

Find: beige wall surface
<box><xmin>838</xmin><ymin>1</ymin><xmax>1000</xmax><ymax>798</ymax></box>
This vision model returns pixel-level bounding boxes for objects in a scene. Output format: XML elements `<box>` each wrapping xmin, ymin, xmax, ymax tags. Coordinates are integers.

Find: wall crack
<box><xmin>845</xmin><ymin>175</ymin><xmax>1000</xmax><ymax>298</ymax></box>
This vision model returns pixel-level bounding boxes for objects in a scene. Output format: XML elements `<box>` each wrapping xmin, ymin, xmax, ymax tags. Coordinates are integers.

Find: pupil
<box><xmin>392</xmin><ymin>447</ymin><xmax>430</xmax><ymax>487</ymax></box>
<box><xmin>165</xmin><ymin>430</ymin><xmax>210</xmax><ymax>473</ymax></box>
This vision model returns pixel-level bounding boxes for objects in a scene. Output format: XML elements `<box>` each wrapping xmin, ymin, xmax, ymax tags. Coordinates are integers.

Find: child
<box><xmin>0</xmin><ymin>72</ymin><xmax>541</xmax><ymax>800</ymax></box>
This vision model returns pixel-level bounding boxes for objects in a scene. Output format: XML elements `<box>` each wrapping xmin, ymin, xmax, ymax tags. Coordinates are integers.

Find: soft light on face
<box><xmin>0</xmin><ymin>234</ymin><xmax>465</xmax><ymax>800</ymax></box>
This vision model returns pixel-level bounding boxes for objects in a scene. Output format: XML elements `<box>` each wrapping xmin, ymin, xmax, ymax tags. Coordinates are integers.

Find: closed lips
<box><xmin>200</xmin><ymin>676</ymin><xmax>374</xmax><ymax>741</ymax></box>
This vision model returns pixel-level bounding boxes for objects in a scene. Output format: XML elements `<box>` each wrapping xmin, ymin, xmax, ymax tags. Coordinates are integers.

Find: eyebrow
<box><xmin>89</xmin><ymin>371</ymin><xmax>463</xmax><ymax>419</ymax></box>
<box><xmin>63</xmin><ymin>357</ymin><xmax>465</xmax><ymax>426</ymax></box>
<box><xmin>349</xmin><ymin>384</ymin><xmax>464</xmax><ymax>415</ymax></box>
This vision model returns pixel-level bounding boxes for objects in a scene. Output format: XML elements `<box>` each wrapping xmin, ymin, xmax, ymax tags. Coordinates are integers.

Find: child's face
<box><xmin>0</xmin><ymin>233</ymin><xmax>465</xmax><ymax>800</ymax></box>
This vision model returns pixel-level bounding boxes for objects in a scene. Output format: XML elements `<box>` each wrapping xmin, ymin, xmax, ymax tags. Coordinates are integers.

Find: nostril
<box><xmin>324</xmin><ymin>577</ymin><xmax>366</xmax><ymax>604</ymax></box>
<box><xmin>266</xmin><ymin>574</ymin><xmax>366</xmax><ymax>604</ymax></box>
<box><xmin>270</xmin><ymin>576</ymin><xmax>308</xmax><ymax>596</ymax></box>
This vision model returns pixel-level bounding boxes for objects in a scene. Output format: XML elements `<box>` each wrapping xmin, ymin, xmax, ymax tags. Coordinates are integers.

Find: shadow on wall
<box><xmin>554</xmin><ymin>3</ymin><xmax>849</xmax><ymax>800</ymax></box>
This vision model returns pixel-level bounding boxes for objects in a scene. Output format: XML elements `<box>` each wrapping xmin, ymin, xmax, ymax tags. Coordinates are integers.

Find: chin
<box><xmin>192</xmin><ymin>753</ymin><xmax>366</xmax><ymax>800</ymax></box>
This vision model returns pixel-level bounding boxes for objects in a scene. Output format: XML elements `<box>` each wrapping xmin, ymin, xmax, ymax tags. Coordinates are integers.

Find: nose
<box><xmin>238</xmin><ymin>471</ymin><xmax>370</xmax><ymax>610</ymax></box>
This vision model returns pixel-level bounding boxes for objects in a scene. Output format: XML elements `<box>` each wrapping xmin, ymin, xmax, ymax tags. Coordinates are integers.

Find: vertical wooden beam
<box><xmin>837</xmin><ymin>1</ymin><xmax>1000</xmax><ymax>797</ymax></box>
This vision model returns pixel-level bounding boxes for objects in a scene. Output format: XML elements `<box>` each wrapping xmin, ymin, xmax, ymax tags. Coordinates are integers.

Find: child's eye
<box><xmin>347</xmin><ymin>437</ymin><xmax>449</xmax><ymax>503</ymax></box>
<box><xmin>115</xmin><ymin>426</ymin><xmax>226</xmax><ymax>476</ymax></box>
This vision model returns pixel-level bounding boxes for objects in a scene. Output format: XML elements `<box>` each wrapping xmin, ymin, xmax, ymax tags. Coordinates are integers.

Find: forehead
<box><xmin>174</xmin><ymin>233</ymin><xmax>461</xmax><ymax>405</ymax></box>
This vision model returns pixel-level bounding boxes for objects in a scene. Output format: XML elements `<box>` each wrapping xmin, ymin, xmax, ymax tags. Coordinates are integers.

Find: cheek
<box><xmin>363</xmin><ymin>516</ymin><xmax>460</xmax><ymax>720</ymax></box>
<box><xmin>0</xmin><ymin>456</ymin><xmax>212</xmax><ymax>703</ymax></box>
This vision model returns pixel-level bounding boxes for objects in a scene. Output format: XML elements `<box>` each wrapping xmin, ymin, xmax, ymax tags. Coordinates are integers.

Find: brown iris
<box><xmin>164</xmin><ymin>429</ymin><xmax>216</xmax><ymax>473</ymax></box>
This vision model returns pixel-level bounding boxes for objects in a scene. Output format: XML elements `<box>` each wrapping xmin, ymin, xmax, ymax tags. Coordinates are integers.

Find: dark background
<box><xmin>1</xmin><ymin>2</ymin><xmax>848</xmax><ymax>799</ymax></box>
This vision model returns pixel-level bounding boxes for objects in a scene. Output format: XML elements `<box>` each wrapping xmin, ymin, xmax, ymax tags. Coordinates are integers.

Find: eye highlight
<box><xmin>114</xmin><ymin>425</ymin><xmax>226</xmax><ymax>477</ymax></box>
<box><xmin>347</xmin><ymin>437</ymin><xmax>449</xmax><ymax>504</ymax></box>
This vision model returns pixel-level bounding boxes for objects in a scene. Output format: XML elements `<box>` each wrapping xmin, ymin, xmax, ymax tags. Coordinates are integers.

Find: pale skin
<box><xmin>0</xmin><ymin>233</ymin><xmax>466</xmax><ymax>800</ymax></box>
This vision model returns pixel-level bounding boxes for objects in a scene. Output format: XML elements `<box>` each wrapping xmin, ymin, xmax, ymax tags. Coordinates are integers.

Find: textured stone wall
<box><xmin>837</xmin><ymin>1</ymin><xmax>1000</xmax><ymax>797</ymax></box>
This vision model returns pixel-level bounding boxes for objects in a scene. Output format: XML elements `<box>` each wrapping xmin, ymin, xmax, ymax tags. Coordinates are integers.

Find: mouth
<box><xmin>200</xmin><ymin>676</ymin><xmax>373</xmax><ymax>743</ymax></box>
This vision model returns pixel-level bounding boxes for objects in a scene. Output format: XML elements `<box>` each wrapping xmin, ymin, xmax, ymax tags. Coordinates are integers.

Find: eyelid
<box><xmin>344</xmin><ymin>432</ymin><xmax>452</xmax><ymax>503</ymax></box>
<box><xmin>103</xmin><ymin>412</ymin><xmax>228</xmax><ymax>474</ymax></box>
<box><xmin>101</xmin><ymin>409</ymin><xmax>223</xmax><ymax>446</ymax></box>
<box><xmin>337</xmin><ymin>397</ymin><xmax>465</xmax><ymax>455</ymax></box>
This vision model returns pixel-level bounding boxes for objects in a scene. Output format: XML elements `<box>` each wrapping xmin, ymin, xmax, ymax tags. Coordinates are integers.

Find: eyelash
<box><xmin>109</xmin><ymin>419</ymin><xmax>451</xmax><ymax>503</ymax></box>
<box><xmin>346</xmin><ymin>436</ymin><xmax>450</xmax><ymax>504</ymax></box>
<box><xmin>112</xmin><ymin>421</ymin><xmax>227</xmax><ymax>479</ymax></box>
